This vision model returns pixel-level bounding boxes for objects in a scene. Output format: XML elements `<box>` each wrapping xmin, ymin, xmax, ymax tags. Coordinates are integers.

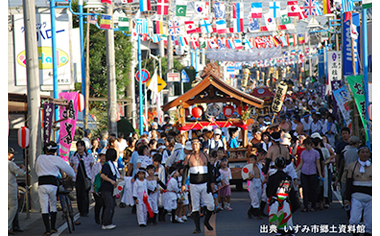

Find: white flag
<box><xmin>350</xmin><ymin>23</ymin><xmax>358</xmax><ymax>39</ymax></box>
<box><xmin>148</xmin><ymin>69</ymin><xmax>159</xmax><ymax>100</ymax></box>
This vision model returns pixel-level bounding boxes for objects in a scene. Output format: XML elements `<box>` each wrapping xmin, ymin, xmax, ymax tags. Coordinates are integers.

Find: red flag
<box><xmin>101</xmin><ymin>0</ymin><xmax>112</xmax><ymax>4</ymax></box>
<box><xmin>344</xmin><ymin>12</ymin><xmax>352</xmax><ymax>22</ymax></box>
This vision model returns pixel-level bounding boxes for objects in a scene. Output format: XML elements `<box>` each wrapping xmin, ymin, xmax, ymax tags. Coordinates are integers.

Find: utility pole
<box><xmin>126</xmin><ymin>11</ymin><xmax>136</xmax><ymax>129</ymax></box>
<box><xmin>23</xmin><ymin>0</ymin><xmax>41</xmax><ymax>212</ymax></box>
<box><xmin>167</xmin><ymin>8</ymin><xmax>174</xmax><ymax>97</ymax></box>
<box><xmin>105</xmin><ymin>2</ymin><xmax>118</xmax><ymax>134</ymax></box>
<box><xmin>84</xmin><ymin>11</ymin><xmax>90</xmax><ymax>129</ymax></box>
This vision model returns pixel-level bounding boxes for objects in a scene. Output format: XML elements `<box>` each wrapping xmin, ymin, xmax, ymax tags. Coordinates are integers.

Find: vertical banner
<box><xmin>58</xmin><ymin>92</ymin><xmax>79</xmax><ymax>162</ymax></box>
<box><xmin>332</xmin><ymin>84</ymin><xmax>352</xmax><ymax>127</ymax></box>
<box><xmin>327</xmin><ymin>51</ymin><xmax>342</xmax><ymax>81</ymax></box>
<box><xmin>318</xmin><ymin>49</ymin><xmax>324</xmax><ymax>80</ymax></box>
<box><xmin>346</xmin><ymin>75</ymin><xmax>369</xmax><ymax>141</ymax></box>
<box><xmin>43</xmin><ymin>103</ymin><xmax>54</xmax><ymax>146</ymax></box>
<box><xmin>343</xmin><ymin>12</ymin><xmax>360</xmax><ymax>76</ymax></box>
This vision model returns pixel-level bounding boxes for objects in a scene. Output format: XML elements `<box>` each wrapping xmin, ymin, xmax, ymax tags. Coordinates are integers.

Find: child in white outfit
<box><xmin>161</xmin><ymin>167</ymin><xmax>181</xmax><ymax>223</ymax></box>
<box><xmin>133</xmin><ymin>168</ymin><xmax>149</xmax><ymax>227</ymax></box>
<box><xmin>121</xmin><ymin>176</ymin><xmax>135</xmax><ymax>207</ymax></box>
<box><xmin>146</xmin><ymin>165</ymin><xmax>167</xmax><ymax>225</ymax></box>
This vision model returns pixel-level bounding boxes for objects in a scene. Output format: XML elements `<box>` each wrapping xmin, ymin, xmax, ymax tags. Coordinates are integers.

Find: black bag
<box><xmin>78</xmin><ymin>156</ymin><xmax>92</xmax><ymax>191</ymax></box>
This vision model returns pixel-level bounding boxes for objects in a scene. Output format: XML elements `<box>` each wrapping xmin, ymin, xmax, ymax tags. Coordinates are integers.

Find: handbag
<box><xmin>78</xmin><ymin>155</ymin><xmax>92</xmax><ymax>191</ymax></box>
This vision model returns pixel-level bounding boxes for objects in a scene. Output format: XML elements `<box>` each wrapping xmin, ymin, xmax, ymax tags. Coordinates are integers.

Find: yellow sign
<box><xmin>146</xmin><ymin>74</ymin><xmax>167</xmax><ymax>93</ymax></box>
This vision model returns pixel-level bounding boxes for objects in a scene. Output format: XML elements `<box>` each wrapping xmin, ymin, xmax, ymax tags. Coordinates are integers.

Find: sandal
<box><xmin>310</xmin><ymin>208</ymin><xmax>316</xmax><ymax>212</ymax></box>
<box><xmin>301</xmin><ymin>208</ymin><xmax>308</xmax><ymax>212</ymax></box>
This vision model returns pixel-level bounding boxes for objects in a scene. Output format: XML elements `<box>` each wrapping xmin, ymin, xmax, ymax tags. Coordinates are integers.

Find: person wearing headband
<box><xmin>35</xmin><ymin>141</ymin><xmax>76</xmax><ymax>235</ymax></box>
<box><xmin>181</xmin><ymin>137</ymin><xmax>215</xmax><ymax>234</ymax></box>
<box><xmin>344</xmin><ymin>145</ymin><xmax>372</xmax><ymax>235</ymax></box>
<box><xmin>162</xmin><ymin>166</ymin><xmax>182</xmax><ymax>223</ymax></box>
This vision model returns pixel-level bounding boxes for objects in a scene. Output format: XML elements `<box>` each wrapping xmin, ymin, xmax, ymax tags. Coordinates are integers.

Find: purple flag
<box><xmin>43</xmin><ymin>103</ymin><xmax>54</xmax><ymax>146</ymax></box>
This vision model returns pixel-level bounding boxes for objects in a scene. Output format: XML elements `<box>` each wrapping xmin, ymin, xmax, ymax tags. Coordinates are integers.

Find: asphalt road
<box><xmin>23</xmin><ymin>188</ymin><xmax>348</xmax><ymax>236</ymax></box>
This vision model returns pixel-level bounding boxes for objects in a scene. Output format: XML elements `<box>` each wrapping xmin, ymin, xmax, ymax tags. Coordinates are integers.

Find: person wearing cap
<box><xmin>91</xmin><ymin>149</ymin><xmax>107</xmax><ymax>225</ymax></box>
<box><xmin>335</xmin><ymin>136</ymin><xmax>361</xmax><ymax>206</ymax></box>
<box><xmin>310</xmin><ymin>112</ymin><xmax>323</xmax><ymax>135</ymax></box>
<box><xmin>344</xmin><ymin>145</ymin><xmax>372</xmax><ymax>235</ymax></box>
<box><xmin>266</xmin><ymin>157</ymin><xmax>299</xmax><ymax>236</ymax></box>
<box><xmin>301</xmin><ymin>112</ymin><xmax>313</xmax><ymax>136</ymax></box>
<box><xmin>206</xmin><ymin>129</ymin><xmax>226</xmax><ymax>154</ymax></box>
<box><xmin>8</xmin><ymin>148</ymin><xmax>25</xmax><ymax>235</ymax></box>
<box><xmin>133</xmin><ymin>168</ymin><xmax>149</xmax><ymax>226</ymax></box>
<box><xmin>35</xmin><ymin>141</ymin><xmax>76</xmax><ymax>235</ymax></box>
<box><xmin>322</xmin><ymin>114</ymin><xmax>337</xmax><ymax>149</ymax></box>
<box><xmin>82</xmin><ymin>129</ymin><xmax>92</xmax><ymax>151</ymax></box>
<box><xmin>181</xmin><ymin>137</ymin><xmax>215</xmax><ymax>234</ymax></box>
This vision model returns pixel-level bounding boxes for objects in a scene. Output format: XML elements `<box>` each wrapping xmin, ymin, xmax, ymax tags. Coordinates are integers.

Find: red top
<box><xmin>295</xmin><ymin>146</ymin><xmax>306</xmax><ymax>168</ymax></box>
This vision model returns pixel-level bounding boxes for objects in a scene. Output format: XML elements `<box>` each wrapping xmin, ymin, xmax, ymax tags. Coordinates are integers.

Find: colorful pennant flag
<box><xmin>298</xmin><ymin>34</ymin><xmax>305</xmax><ymax>44</ymax></box>
<box><xmin>157</xmin><ymin>0</ymin><xmax>169</xmax><ymax>15</ymax></box>
<box><xmin>101</xmin><ymin>0</ymin><xmax>112</xmax><ymax>4</ymax></box>
<box><xmin>200</xmin><ymin>20</ymin><xmax>212</xmax><ymax>33</ymax></box>
<box><xmin>185</xmin><ymin>21</ymin><xmax>198</xmax><ymax>34</ymax></box>
<box><xmin>342</xmin><ymin>0</ymin><xmax>355</xmax><ymax>12</ymax></box>
<box><xmin>194</xmin><ymin>2</ymin><xmax>209</xmax><ymax>18</ymax></box>
<box><xmin>176</xmin><ymin>1</ymin><xmax>187</xmax><ymax>17</ymax></box>
<box><xmin>232</xmin><ymin>3</ymin><xmax>244</xmax><ymax>19</ymax></box>
<box><xmin>136</xmin><ymin>18</ymin><xmax>148</xmax><ymax>34</ymax></box>
<box><xmin>153</xmin><ymin>20</ymin><xmax>164</xmax><ymax>34</ymax></box>
<box><xmin>216</xmin><ymin>19</ymin><xmax>227</xmax><ymax>34</ymax></box>
<box><xmin>251</xmin><ymin>2</ymin><xmax>263</xmax><ymax>18</ymax></box>
<box><xmin>199</xmin><ymin>37</ymin><xmax>207</xmax><ymax>49</ymax></box>
<box><xmin>234</xmin><ymin>38</ymin><xmax>243</xmax><ymax>50</ymax></box>
<box><xmin>232</xmin><ymin>18</ymin><xmax>244</xmax><ymax>33</ymax></box>
<box><xmin>244</xmin><ymin>37</ymin><xmax>253</xmax><ymax>49</ymax></box>
<box><xmin>214</xmin><ymin>2</ymin><xmax>226</xmax><ymax>18</ymax></box>
<box><xmin>323</xmin><ymin>0</ymin><xmax>331</xmax><ymax>14</ymax></box>
<box><xmin>261</xmin><ymin>13</ymin><xmax>276</xmax><ymax>31</ymax></box>
<box><xmin>287</xmin><ymin>0</ymin><xmax>306</xmax><ymax>19</ymax></box>
<box><xmin>179</xmin><ymin>36</ymin><xmax>188</xmax><ymax>47</ymax></box>
<box><xmin>208</xmin><ymin>37</ymin><xmax>219</xmax><ymax>49</ymax></box>
<box><xmin>269</xmin><ymin>2</ymin><xmax>281</xmax><ymax>18</ymax></box>
<box><xmin>287</xmin><ymin>34</ymin><xmax>297</xmax><ymax>46</ymax></box>
<box><xmin>278</xmin><ymin>10</ymin><xmax>294</xmax><ymax>30</ymax></box>
<box><xmin>304</xmin><ymin>0</ymin><xmax>320</xmax><ymax>16</ymax></box>
<box><xmin>248</xmin><ymin>18</ymin><xmax>260</xmax><ymax>32</ymax></box>
<box><xmin>190</xmin><ymin>37</ymin><xmax>199</xmax><ymax>49</ymax></box>
<box><xmin>226</xmin><ymin>37</ymin><xmax>235</xmax><ymax>49</ymax></box>
<box><xmin>151</xmin><ymin>34</ymin><xmax>160</xmax><ymax>43</ymax></box>
<box><xmin>217</xmin><ymin>37</ymin><xmax>227</xmax><ymax>49</ymax></box>
<box><xmin>118</xmin><ymin>17</ymin><xmax>129</xmax><ymax>31</ymax></box>
<box><xmin>168</xmin><ymin>20</ymin><xmax>181</xmax><ymax>35</ymax></box>
<box><xmin>100</xmin><ymin>14</ymin><xmax>112</xmax><ymax>29</ymax></box>
<box><xmin>139</xmin><ymin>0</ymin><xmax>151</xmax><ymax>12</ymax></box>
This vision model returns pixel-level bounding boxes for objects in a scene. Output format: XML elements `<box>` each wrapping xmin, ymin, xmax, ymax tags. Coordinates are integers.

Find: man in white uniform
<box><xmin>8</xmin><ymin>148</ymin><xmax>25</xmax><ymax>234</ymax></box>
<box><xmin>35</xmin><ymin>141</ymin><xmax>75</xmax><ymax>235</ymax></box>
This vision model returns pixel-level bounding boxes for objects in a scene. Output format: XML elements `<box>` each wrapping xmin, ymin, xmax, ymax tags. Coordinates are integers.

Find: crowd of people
<box><xmin>7</xmin><ymin>88</ymin><xmax>372</xmax><ymax>235</ymax></box>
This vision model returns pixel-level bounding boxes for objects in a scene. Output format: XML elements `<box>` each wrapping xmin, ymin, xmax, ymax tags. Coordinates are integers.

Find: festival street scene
<box><xmin>7</xmin><ymin>0</ymin><xmax>372</xmax><ymax>235</ymax></box>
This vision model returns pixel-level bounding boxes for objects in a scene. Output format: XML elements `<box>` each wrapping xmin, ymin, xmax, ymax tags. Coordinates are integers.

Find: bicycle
<box><xmin>58</xmin><ymin>176</ymin><xmax>75</xmax><ymax>233</ymax></box>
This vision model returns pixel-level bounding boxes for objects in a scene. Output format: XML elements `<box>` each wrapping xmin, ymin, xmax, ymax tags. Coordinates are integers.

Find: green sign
<box><xmin>347</xmin><ymin>75</ymin><xmax>369</xmax><ymax>141</ymax></box>
<box><xmin>176</xmin><ymin>5</ymin><xmax>187</xmax><ymax>17</ymax></box>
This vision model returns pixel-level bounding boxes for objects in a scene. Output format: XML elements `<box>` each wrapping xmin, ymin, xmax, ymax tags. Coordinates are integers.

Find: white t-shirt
<box><xmin>117</xmin><ymin>139</ymin><xmax>128</xmax><ymax>158</ymax></box>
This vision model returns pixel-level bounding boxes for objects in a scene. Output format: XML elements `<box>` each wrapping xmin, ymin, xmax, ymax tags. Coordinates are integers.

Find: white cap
<box><xmin>311</xmin><ymin>132</ymin><xmax>323</xmax><ymax>140</ymax></box>
<box><xmin>99</xmin><ymin>149</ymin><xmax>107</xmax><ymax>155</ymax></box>
<box><xmin>214</xmin><ymin>129</ymin><xmax>222</xmax><ymax>135</ymax></box>
<box><xmin>185</xmin><ymin>141</ymin><xmax>192</xmax><ymax>151</ymax></box>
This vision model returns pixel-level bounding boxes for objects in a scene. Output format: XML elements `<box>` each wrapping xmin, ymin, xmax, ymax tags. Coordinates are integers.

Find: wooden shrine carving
<box><xmin>200</xmin><ymin>62</ymin><xmax>223</xmax><ymax>79</ymax></box>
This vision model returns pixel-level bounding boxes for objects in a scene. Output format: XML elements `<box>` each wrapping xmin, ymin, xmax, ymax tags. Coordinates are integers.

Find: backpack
<box><xmin>93</xmin><ymin>162</ymin><xmax>109</xmax><ymax>193</ymax></box>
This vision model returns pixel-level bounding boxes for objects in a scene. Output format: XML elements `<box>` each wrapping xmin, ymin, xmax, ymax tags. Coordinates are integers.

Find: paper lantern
<box><xmin>223</xmin><ymin>105</ymin><xmax>234</xmax><ymax>118</ymax></box>
<box><xmin>17</xmin><ymin>126</ymin><xmax>30</xmax><ymax>149</ymax></box>
<box><xmin>78</xmin><ymin>93</ymin><xmax>85</xmax><ymax>112</ymax></box>
<box><xmin>192</xmin><ymin>106</ymin><xmax>203</xmax><ymax>119</ymax></box>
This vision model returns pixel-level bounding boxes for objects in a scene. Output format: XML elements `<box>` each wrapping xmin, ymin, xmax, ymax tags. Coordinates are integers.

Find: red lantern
<box><xmin>223</xmin><ymin>105</ymin><xmax>234</xmax><ymax>118</ymax></box>
<box><xmin>17</xmin><ymin>126</ymin><xmax>30</xmax><ymax>149</ymax></box>
<box><xmin>238</xmin><ymin>105</ymin><xmax>248</xmax><ymax>116</ymax></box>
<box><xmin>78</xmin><ymin>93</ymin><xmax>85</xmax><ymax>112</ymax></box>
<box><xmin>192</xmin><ymin>106</ymin><xmax>203</xmax><ymax>119</ymax></box>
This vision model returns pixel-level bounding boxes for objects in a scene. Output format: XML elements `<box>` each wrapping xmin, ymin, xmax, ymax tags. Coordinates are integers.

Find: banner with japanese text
<box><xmin>13</xmin><ymin>13</ymin><xmax>72</xmax><ymax>85</ymax></box>
<box><xmin>327</xmin><ymin>51</ymin><xmax>342</xmax><ymax>81</ymax></box>
<box><xmin>346</xmin><ymin>75</ymin><xmax>369</xmax><ymax>141</ymax></box>
<box><xmin>58</xmin><ymin>92</ymin><xmax>78</xmax><ymax>162</ymax></box>
<box><xmin>332</xmin><ymin>85</ymin><xmax>352</xmax><ymax>128</ymax></box>
<box><xmin>43</xmin><ymin>103</ymin><xmax>54</xmax><ymax>146</ymax></box>
<box><xmin>343</xmin><ymin>12</ymin><xmax>360</xmax><ymax>76</ymax></box>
